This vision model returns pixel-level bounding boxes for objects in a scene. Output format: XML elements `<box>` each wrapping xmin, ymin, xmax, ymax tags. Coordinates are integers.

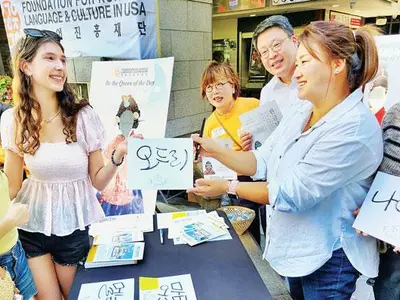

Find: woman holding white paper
<box><xmin>189</xmin><ymin>22</ymin><xmax>383</xmax><ymax>298</ymax></box>
<box><xmin>1</xmin><ymin>28</ymin><xmax>128</xmax><ymax>299</ymax></box>
<box><xmin>368</xmin><ymin>102</ymin><xmax>400</xmax><ymax>300</ymax></box>
<box><xmin>197</xmin><ymin>61</ymin><xmax>264</xmax><ymax>244</ymax></box>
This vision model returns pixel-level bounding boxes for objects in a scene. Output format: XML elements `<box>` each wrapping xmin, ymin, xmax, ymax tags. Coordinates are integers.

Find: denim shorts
<box><xmin>18</xmin><ymin>227</ymin><xmax>90</xmax><ymax>266</ymax></box>
<box><xmin>0</xmin><ymin>240</ymin><xmax>37</xmax><ymax>299</ymax></box>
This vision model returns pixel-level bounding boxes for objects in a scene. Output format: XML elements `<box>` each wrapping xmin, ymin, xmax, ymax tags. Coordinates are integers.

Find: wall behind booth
<box><xmin>63</xmin><ymin>0</ymin><xmax>214</xmax><ymax>138</ymax></box>
<box><xmin>158</xmin><ymin>0</ymin><xmax>213</xmax><ymax>137</ymax></box>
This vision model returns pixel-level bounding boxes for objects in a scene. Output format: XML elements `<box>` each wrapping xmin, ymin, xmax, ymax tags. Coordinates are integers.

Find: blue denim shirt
<box><xmin>252</xmin><ymin>89</ymin><xmax>383</xmax><ymax>277</ymax></box>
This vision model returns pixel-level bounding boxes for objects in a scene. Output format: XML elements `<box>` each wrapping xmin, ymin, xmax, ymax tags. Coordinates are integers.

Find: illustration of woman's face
<box><xmin>205</xmin><ymin>162</ymin><xmax>213</xmax><ymax>171</ymax></box>
<box><xmin>116</xmin><ymin>94</ymin><xmax>141</xmax><ymax>132</ymax></box>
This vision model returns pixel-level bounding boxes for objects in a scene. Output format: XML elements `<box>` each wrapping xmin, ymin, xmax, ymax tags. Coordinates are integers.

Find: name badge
<box><xmin>211</xmin><ymin>127</ymin><xmax>225</xmax><ymax>138</ymax></box>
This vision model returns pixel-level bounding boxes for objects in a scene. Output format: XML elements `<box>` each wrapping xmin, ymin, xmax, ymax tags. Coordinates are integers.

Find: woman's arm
<box><xmin>4</xmin><ymin>150</ymin><xmax>24</xmax><ymax>199</ymax></box>
<box><xmin>0</xmin><ymin>202</ymin><xmax>29</xmax><ymax>239</ymax></box>
<box><xmin>188</xmin><ymin>178</ymin><xmax>269</xmax><ymax>205</ymax></box>
<box><xmin>88</xmin><ymin>146</ymin><xmax>125</xmax><ymax>191</ymax></box>
<box><xmin>89</xmin><ymin>132</ymin><xmax>142</xmax><ymax>191</ymax></box>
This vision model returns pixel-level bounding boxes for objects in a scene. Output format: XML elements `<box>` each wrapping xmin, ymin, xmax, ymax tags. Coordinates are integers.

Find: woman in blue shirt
<box><xmin>189</xmin><ymin>21</ymin><xmax>383</xmax><ymax>299</ymax></box>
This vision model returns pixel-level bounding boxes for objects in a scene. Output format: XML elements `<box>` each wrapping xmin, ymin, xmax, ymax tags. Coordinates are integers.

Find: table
<box><xmin>69</xmin><ymin>212</ymin><xmax>273</xmax><ymax>299</ymax></box>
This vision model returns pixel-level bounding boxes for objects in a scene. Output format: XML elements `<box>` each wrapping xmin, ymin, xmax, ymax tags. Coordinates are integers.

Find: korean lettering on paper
<box><xmin>157</xmin><ymin>281</ymin><xmax>188</xmax><ymax>300</ymax></box>
<box><xmin>98</xmin><ymin>281</ymin><xmax>126</xmax><ymax>300</ymax></box>
<box><xmin>136</xmin><ymin>146</ymin><xmax>188</xmax><ymax>172</ymax></box>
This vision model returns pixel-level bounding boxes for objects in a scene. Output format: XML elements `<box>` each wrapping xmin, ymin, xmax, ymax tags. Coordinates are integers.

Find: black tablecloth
<box><xmin>69</xmin><ymin>212</ymin><xmax>272</xmax><ymax>300</ymax></box>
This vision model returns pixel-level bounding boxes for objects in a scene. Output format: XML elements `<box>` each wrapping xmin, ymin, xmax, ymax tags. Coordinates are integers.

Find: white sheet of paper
<box><xmin>128</xmin><ymin>138</ymin><xmax>193</xmax><ymax>190</ymax></box>
<box><xmin>239</xmin><ymin>101</ymin><xmax>282</xmax><ymax>150</ymax></box>
<box><xmin>203</xmin><ymin>139</ymin><xmax>237</xmax><ymax>180</ymax></box>
<box><xmin>139</xmin><ymin>274</ymin><xmax>197</xmax><ymax>300</ymax></box>
<box><xmin>157</xmin><ymin>210</ymin><xmax>206</xmax><ymax>229</ymax></box>
<box><xmin>78</xmin><ymin>278</ymin><xmax>135</xmax><ymax>300</ymax></box>
<box><xmin>89</xmin><ymin>214</ymin><xmax>154</xmax><ymax>237</ymax></box>
<box><xmin>353</xmin><ymin>172</ymin><xmax>400</xmax><ymax>247</ymax></box>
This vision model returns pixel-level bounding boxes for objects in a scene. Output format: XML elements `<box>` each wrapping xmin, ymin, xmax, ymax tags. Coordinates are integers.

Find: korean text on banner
<box><xmin>0</xmin><ymin>0</ymin><xmax>157</xmax><ymax>59</ymax></box>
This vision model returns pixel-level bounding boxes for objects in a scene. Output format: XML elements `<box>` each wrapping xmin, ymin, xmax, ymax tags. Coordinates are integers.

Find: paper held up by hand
<box><xmin>202</xmin><ymin>139</ymin><xmax>237</xmax><ymax>180</ymax></box>
<box><xmin>239</xmin><ymin>101</ymin><xmax>282</xmax><ymax>150</ymax></box>
<box><xmin>353</xmin><ymin>171</ymin><xmax>400</xmax><ymax>247</ymax></box>
<box><xmin>128</xmin><ymin>138</ymin><xmax>193</xmax><ymax>190</ymax></box>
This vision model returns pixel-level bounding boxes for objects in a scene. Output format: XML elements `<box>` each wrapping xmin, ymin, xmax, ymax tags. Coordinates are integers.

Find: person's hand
<box><xmin>353</xmin><ymin>208</ymin><xmax>369</xmax><ymax>236</ymax></box>
<box><xmin>239</xmin><ymin>131</ymin><xmax>253</xmax><ymax>151</ymax></box>
<box><xmin>191</xmin><ymin>134</ymin><xmax>223</xmax><ymax>158</ymax></box>
<box><xmin>4</xmin><ymin>202</ymin><xmax>29</xmax><ymax>227</ymax></box>
<box><xmin>187</xmin><ymin>178</ymin><xmax>228</xmax><ymax>198</ymax></box>
<box><xmin>115</xmin><ymin>129</ymin><xmax>144</xmax><ymax>158</ymax></box>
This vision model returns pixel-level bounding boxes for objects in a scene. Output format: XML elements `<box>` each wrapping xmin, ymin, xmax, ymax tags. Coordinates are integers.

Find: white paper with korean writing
<box><xmin>1</xmin><ymin>0</ymin><xmax>157</xmax><ymax>59</ymax></box>
<box><xmin>353</xmin><ymin>172</ymin><xmax>400</xmax><ymax>247</ymax></box>
<box><xmin>202</xmin><ymin>139</ymin><xmax>237</xmax><ymax>180</ymax></box>
<box><xmin>78</xmin><ymin>278</ymin><xmax>135</xmax><ymax>300</ymax></box>
<box><xmin>139</xmin><ymin>274</ymin><xmax>197</xmax><ymax>300</ymax></box>
<box><xmin>239</xmin><ymin>101</ymin><xmax>282</xmax><ymax>150</ymax></box>
<box><xmin>128</xmin><ymin>138</ymin><xmax>193</xmax><ymax>190</ymax></box>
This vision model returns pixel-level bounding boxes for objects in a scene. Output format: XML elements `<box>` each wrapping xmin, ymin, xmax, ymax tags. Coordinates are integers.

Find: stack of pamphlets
<box><xmin>86</xmin><ymin>214</ymin><xmax>151</xmax><ymax>269</ymax></box>
<box><xmin>85</xmin><ymin>241</ymin><xmax>145</xmax><ymax>268</ymax></box>
<box><xmin>93</xmin><ymin>231</ymin><xmax>144</xmax><ymax>245</ymax></box>
<box><xmin>89</xmin><ymin>213</ymin><xmax>154</xmax><ymax>236</ymax></box>
<box><xmin>158</xmin><ymin>210</ymin><xmax>232</xmax><ymax>246</ymax></box>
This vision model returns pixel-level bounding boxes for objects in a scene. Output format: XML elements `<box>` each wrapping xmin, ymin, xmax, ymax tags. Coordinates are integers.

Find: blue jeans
<box><xmin>287</xmin><ymin>248</ymin><xmax>359</xmax><ymax>300</ymax></box>
<box><xmin>373</xmin><ymin>248</ymin><xmax>400</xmax><ymax>300</ymax></box>
<box><xmin>0</xmin><ymin>240</ymin><xmax>37</xmax><ymax>299</ymax></box>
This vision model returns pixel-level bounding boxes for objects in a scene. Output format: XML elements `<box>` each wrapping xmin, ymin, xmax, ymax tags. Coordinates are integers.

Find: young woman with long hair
<box><xmin>1</xmin><ymin>28</ymin><xmax>128</xmax><ymax>299</ymax></box>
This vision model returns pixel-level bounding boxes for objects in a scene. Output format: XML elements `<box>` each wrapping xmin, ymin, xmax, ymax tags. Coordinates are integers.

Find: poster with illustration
<box><xmin>363</xmin><ymin>35</ymin><xmax>400</xmax><ymax>124</ymax></box>
<box><xmin>89</xmin><ymin>57</ymin><xmax>174</xmax><ymax>215</ymax></box>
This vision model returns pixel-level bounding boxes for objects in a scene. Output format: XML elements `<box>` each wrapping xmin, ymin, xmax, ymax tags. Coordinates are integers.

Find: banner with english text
<box><xmin>0</xmin><ymin>0</ymin><xmax>157</xmax><ymax>59</ymax></box>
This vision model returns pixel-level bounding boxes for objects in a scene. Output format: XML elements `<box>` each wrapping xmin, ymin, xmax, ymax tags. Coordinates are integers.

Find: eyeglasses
<box><xmin>259</xmin><ymin>36</ymin><xmax>290</xmax><ymax>59</ymax></box>
<box><xmin>19</xmin><ymin>28</ymin><xmax>62</xmax><ymax>51</ymax></box>
<box><xmin>205</xmin><ymin>82</ymin><xmax>228</xmax><ymax>94</ymax></box>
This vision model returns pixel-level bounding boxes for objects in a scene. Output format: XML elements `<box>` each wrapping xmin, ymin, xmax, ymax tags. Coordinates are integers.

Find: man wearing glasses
<box><xmin>253</xmin><ymin>15</ymin><xmax>299</xmax><ymax>112</ymax></box>
<box><xmin>240</xmin><ymin>16</ymin><xmax>300</xmax><ymax>242</ymax></box>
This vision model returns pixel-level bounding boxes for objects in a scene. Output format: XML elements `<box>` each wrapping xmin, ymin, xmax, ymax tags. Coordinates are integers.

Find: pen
<box><xmin>160</xmin><ymin>228</ymin><xmax>164</xmax><ymax>244</ymax></box>
<box><xmin>195</xmin><ymin>117</ymin><xmax>206</xmax><ymax>161</ymax></box>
